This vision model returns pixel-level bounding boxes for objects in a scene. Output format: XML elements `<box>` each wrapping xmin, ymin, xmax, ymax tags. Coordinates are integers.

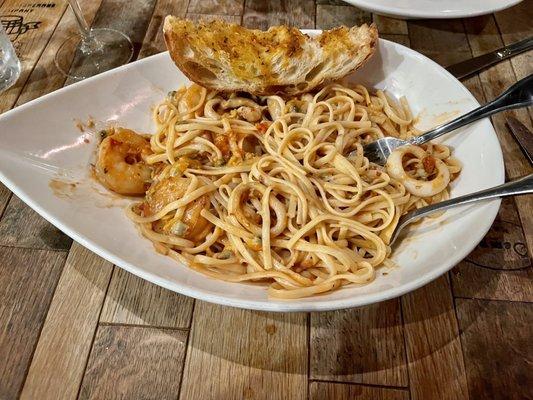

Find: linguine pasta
<box><xmin>98</xmin><ymin>82</ymin><xmax>461</xmax><ymax>299</ymax></box>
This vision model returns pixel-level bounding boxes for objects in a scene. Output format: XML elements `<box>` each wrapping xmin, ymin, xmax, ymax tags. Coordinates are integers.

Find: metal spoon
<box><xmin>364</xmin><ymin>74</ymin><xmax>533</xmax><ymax>166</ymax></box>
<box><xmin>389</xmin><ymin>173</ymin><xmax>533</xmax><ymax>246</ymax></box>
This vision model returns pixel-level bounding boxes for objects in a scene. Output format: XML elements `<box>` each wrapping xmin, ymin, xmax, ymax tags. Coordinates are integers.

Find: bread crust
<box><xmin>163</xmin><ymin>16</ymin><xmax>378</xmax><ymax>96</ymax></box>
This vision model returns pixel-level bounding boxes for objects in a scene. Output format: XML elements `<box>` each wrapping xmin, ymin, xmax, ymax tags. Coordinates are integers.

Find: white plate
<box><xmin>342</xmin><ymin>0</ymin><xmax>522</xmax><ymax>19</ymax></box>
<box><xmin>0</xmin><ymin>35</ymin><xmax>504</xmax><ymax>312</ymax></box>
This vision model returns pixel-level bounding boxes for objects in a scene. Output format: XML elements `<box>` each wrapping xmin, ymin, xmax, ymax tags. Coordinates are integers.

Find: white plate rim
<box><xmin>0</xmin><ymin>37</ymin><xmax>504</xmax><ymax>312</ymax></box>
<box><xmin>341</xmin><ymin>0</ymin><xmax>523</xmax><ymax>19</ymax></box>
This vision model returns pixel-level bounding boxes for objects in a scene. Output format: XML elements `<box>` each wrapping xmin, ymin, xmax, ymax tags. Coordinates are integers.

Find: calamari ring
<box><xmin>386</xmin><ymin>145</ymin><xmax>450</xmax><ymax>198</ymax></box>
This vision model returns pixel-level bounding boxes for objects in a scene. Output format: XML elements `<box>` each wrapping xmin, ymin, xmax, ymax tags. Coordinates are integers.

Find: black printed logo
<box><xmin>1</xmin><ymin>15</ymin><xmax>41</xmax><ymax>41</ymax></box>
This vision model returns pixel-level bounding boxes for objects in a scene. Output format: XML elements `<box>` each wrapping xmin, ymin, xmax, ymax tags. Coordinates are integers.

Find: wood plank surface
<box><xmin>372</xmin><ymin>13</ymin><xmax>409</xmax><ymax>48</ymax></box>
<box><xmin>95</xmin><ymin>0</ymin><xmax>196</xmax><ymax>331</ymax></box>
<box><xmin>315</xmin><ymin>4</ymin><xmax>371</xmax><ymax>29</ymax></box>
<box><xmin>0</xmin><ymin>192</ymin><xmax>72</xmax><ymax>250</ymax></box>
<box><xmin>0</xmin><ymin>247</ymin><xmax>66</xmax><ymax>400</ymax></box>
<box><xmin>316</xmin><ymin>0</ymin><xmax>346</xmax><ymax>5</ymax></box>
<box><xmin>452</xmin><ymin>262</ymin><xmax>533</xmax><ymax>302</ymax></box>
<box><xmin>0</xmin><ymin>0</ymin><xmax>68</xmax><ymax>113</ymax></box>
<box><xmin>372</xmin><ymin>15</ymin><xmax>407</xmax><ymax>35</ymax></box>
<box><xmin>402</xmin><ymin>277</ymin><xmax>469</xmax><ymax>400</ymax></box>
<box><xmin>403</xmin><ymin>18</ymin><xmax>471</xmax><ymax>400</ymax></box>
<box><xmin>187</xmin><ymin>0</ymin><xmax>244</xmax><ymax>16</ymax></box>
<box><xmin>100</xmin><ymin>267</ymin><xmax>194</xmax><ymax>328</ymax></box>
<box><xmin>179</xmin><ymin>301</ymin><xmax>308</xmax><ymax>400</ymax></box>
<box><xmin>243</xmin><ymin>0</ymin><xmax>315</xmax><ymax>29</ymax></box>
<box><xmin>19</xmin><ymin>243</ymin><xmax>113</xmax><ymax>400</ymax></box>
<box><xmin>465</xmin><ymin>198</ymin><xmax>530</xmax><ymax>270</ymax></box>
<box><xmin>0</xmin><ymin>2</ymin><xmax>532</xmax><ymax>400</ymax></box>
<box><xmin>137</xmin><ymin>0</ymin><xmax>188</xmax><ymax>58</ymax></box>
<box><xmin>14</xmin><ymin>0</ymin><xmax>104</xmax><ymax>106</ymax></box>
<box><xmin>310</xmin><ymin>382</ymin><xmax>409</xmax><ymax>400</ymax></box>
<box><xmin>78</xmin><ymin>325</ymin><xmax>188</xmax><ymax>400</ymax></box>
<box><xmin>456</xmin><ymin>298</ymin><xmax>533</xmax><ymax>399</ymax></box>
<box><xmin>185</xmin><ymin>13</ymin><xmax>242</xmax><ymax>23</ymax></box>
<box><xmin>408</xmin><ymin>19</ymin><xmax>471</xmax><ymax>66</ymax></box>
<box><xmin>464</xmin><ymin>14</ymin><xmax>533</xmax><ymax>257</ymax></box>
<box><xmin>310</xmin><ymin>300</ymin><xmax>408</xmax><ymax>386</ymax></box>
<box><xmin>64</xmin><ymin>0</ymin><xmax>157</xmax><ymax>84</ymax></box>
<box><xmin>494</xmin><ymin>0</ymin><xmax>533</xmax><ymax>85</ymax></box>
<box><xmin>451</xmin><ymin>198</ymin><xmax>533</xmax><ymax>302</ymax></box>
<box><xmin>0</xmin><ymin>184</ymin><xmax>10</xmax><ymax>217</ymax></box>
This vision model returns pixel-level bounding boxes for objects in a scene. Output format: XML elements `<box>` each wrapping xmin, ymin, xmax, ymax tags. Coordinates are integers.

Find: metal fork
<box><xmin>363</xmin><ymin>74</ymin><xmax>533</xmax><ymax>165</ymax></box>
<box><xmin>389</xmin><ymin>173</ymin><xmax>533</xmax><ymax>246</ymax></box>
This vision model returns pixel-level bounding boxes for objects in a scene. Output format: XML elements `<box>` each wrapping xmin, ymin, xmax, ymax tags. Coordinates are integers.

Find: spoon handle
<box><xmin>410</xmin><ymin>74</ymin><xmax>533</xmax><ymax>146</ymax></box>
<box><xmin>391</xmin><ymin>173</ymin><xmax>533</xmax><ymax>245</ymax></box>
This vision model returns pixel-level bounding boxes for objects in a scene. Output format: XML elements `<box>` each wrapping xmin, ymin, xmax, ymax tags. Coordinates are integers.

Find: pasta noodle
<box><xmin>97</xmin><ymin>82</ymin><xmax>461</xmax><ymax>299</ymax></box>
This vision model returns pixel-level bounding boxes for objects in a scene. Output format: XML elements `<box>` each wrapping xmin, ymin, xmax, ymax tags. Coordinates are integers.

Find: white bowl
<box><xmin>0</xmin><ymin>35</ymin><xmax>504</xmax><ymax>311</ymax></box>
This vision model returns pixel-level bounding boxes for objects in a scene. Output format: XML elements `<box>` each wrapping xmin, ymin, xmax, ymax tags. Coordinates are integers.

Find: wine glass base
<box><xmin>55</xmin><ymin>28</ymin><xmax>134</xmax><ymax>80</ymax></box>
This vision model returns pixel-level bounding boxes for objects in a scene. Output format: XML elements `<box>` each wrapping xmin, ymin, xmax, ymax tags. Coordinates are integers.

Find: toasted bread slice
<box><xmin>163</xmin><ymin>16</ymin><xmax>378</xmax><ymax>96</ymax></box>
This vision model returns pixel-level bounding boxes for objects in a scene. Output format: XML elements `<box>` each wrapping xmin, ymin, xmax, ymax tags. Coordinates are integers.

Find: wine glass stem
<box><xmin>68</xmin><ymin>0</ymin><xmax>90</xmax><ymax>39</ymax></box>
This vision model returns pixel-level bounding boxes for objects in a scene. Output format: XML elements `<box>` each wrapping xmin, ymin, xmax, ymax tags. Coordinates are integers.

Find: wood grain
<box><xmin>464</xmin><ymin>14</ymin><xmax>533</xmax><ymax>258</ymax></box>
<box><xmin>0</xmin><ymin>0</ymin><xmax>68</xmax><ymax>113</ymax></box>
<box><xmin>179</xmin><ymin>301</ymin><xmax>307</xmax><ymax>400</ymax></box>
<box><xmin>372</xmin><ymin>14</ymin><xmax>409</xmax><ymax>47</ymax></box>
<box><xmin>310</xmin><ymin>382</ymin><xmax>409</xmax><ymax>400</ymax></box>
<box><xmin>100</xmin><ymin>266</ymin><xmax>194</xmax><ymax>328</ymax></box>
<box><xmin>0</xmin><ymin>247</ymin><xmax>66</xmax><ymax>400</ymax></box>
<box><xmin>379</xmin><ymin>34</ymin><xmax>410</xmax><ymax>47</ymax></box>
<box><xmin>19</xmin><ymin>243</ymin><xmax>113</xmax><ymax>400</ymax></box>
<box><xmin>451</xmin><ymin>261</ymin><xmax>533</xmax><ymax>302</ymax></box>
<box><xmin>0</xmin><ymin>2</ymin><xmax>532</xmax><ymax>399</ymax></box>
<box><xmin>465</xmin><ymin>198</ymin><xmax>530</xmax><ymax>270</ymax></box>
<box><xmin>97</xmin><ymin>0</ymin><xmax>196</xmax><ymax>331</ymax></box>
<box><xmin>494</xmin><ymin>0</ymin><xmax>533</xmax><ymax>84</ymax></box>
<box><xmin>402</xmin><ymin>277</ymin><xmax>469</xmax><ymax>400</ymax></box>
<box><xmin>185</xmin><ymin>13</ymin><xmax>241</xmax><ymax>23</ymax></box>
<box><xmin>401</xmin><ymin>20</ymin><xmax>476</xmax><ymax>399</ymax></box>
<box><xmin>451</xmin><ymin>197</ymin><xmax>533</xmax><ymax>302</ymax></box>
<box><xmin>0</xmin><ymin>194</ymin><xmax>72</xmax><ymax>250</ymax></box>
<box><xmin>315</xmin><ymin>4</ymin><xmax>371</xmax><ymax>29</ymax></box>
<box><xmin>78</xmin><ymin>325</ymin><xmax>187</xmax><ymax>400</ymax></box>
<box><xmin>316</xmin><ymin>0</ymin><xmax>346</xmax><ymax>5</ymax></box>
<box><xmin>64</xmin><ymin>0</ymin><xmax>157</xmax><ymax>85</ymax></box>
<box><xmin>137</xmin><ymin>0</ymin><xmax>188</xmax><ymax>59</ymax></box>
<box><xmin>0</xmin><ymin>184</ymin><xmax>10</xmax><ymax>217</ymax></box>
<box><xmin>408</xmin><ymin>19</ymin><xmax>471</xmax><ymax>67</ymax></box>
<box><xmin>456</xmin><ymin>299</ymin><xmax>533</xmax><ymax>399</ymax></box>
<box><xmin>243</xmin><ymin>0</ymin><xmax>315</xmax><ymax>30</ymax></box>
<box><xmin>187</xmin><ymin>0</ymin><xmax>244</xmax><ymax>16</ymax></box>
<box><xmin>13</xmin><ymin>0</ymin><xmax>104</xmax><ymax>107</ymax></box>
<box><xmin>310</xmin><ymin>300</ymin><xmax>408</xmax><ymax>386</ymax></box>
<box><xmin>372</xmin><ymin>15</ymin><xmax>407</xmax><ymax>35</ymax></box>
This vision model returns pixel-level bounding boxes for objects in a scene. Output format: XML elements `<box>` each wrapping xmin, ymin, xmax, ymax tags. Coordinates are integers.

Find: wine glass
<box><xmin>54</xmin><ymin>0</ymin><xmax>134</xmax><ymax>80</ymax></box>
<box><xmin>0</xmin><ymin>23</ymin><xmax>21</xmax><ymax>92</ymax></box>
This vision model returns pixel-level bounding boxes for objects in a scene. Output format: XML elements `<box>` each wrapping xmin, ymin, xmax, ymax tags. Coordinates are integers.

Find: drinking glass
<box><xmin>0</xmin><ymin>23</ymin><xmax>21</xmax><ymax>92</ymax></box>
<box><xmin>55</xmin><ymin>0</ymin><xmax>134</xmax><ymax>80</ymax></box>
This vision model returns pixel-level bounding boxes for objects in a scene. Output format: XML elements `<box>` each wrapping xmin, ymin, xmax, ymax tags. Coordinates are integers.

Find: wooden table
<box><xmin>0</xmin><ymin>1</ymin><xmax>532</xmax><ymax>399</ymax></box>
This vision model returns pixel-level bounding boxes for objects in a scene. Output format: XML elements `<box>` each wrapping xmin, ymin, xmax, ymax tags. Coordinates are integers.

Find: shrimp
<box><xmin>145</xmin><ymin>176</ymin><xmax>212</xmax><ymax>243</ymax></box>
<box><xmin>95</xmin><ymin>128</ymin><xmax>152</xmax><ymax>196</ymax></box>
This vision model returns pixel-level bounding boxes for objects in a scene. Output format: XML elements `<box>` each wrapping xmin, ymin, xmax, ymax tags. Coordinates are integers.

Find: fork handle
<box><xmin>397</xmin><ymin>173</ymin><xmax>533</xmax><ymax>231</ymax></box>
<box><xmin>410</xmin><ymin>74</ymin><xmax>533</xmax><ymax>146</ymax></box>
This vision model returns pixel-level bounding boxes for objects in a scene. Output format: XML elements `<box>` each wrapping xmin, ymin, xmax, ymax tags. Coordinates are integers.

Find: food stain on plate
<box><xmin>49</xmin><ymin>179</ymin><xmax>79</xmax><ymax>199</ymax></box>
<box><xmin>415</xmin><ymin>108</ymin><xmax>461</xmax><ymax>131</ymax></box>
<box><xmin>49</xmin><ymin>172</ymin><xmax>131</xmax><ymax>209</ymax></box>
